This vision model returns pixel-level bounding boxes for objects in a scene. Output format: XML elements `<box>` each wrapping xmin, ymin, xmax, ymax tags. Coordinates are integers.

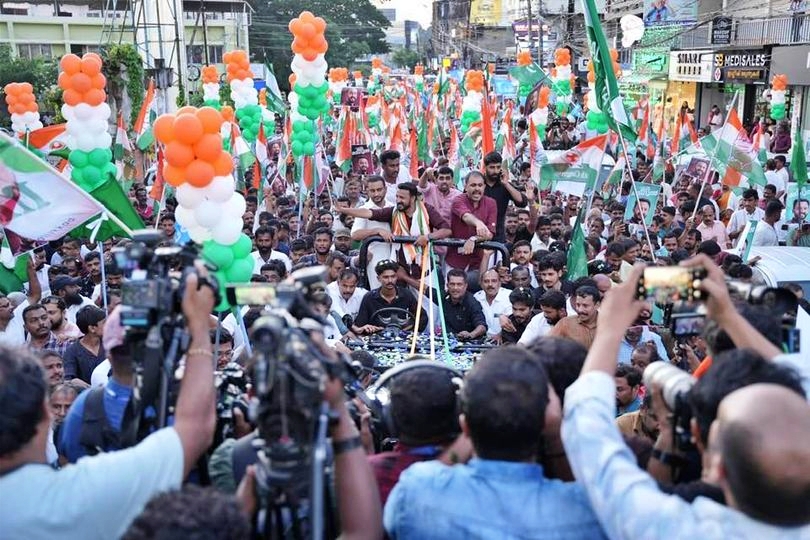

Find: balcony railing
<box><xmin>670</xmin><ymin>12</ymin><xmax>810</xmax><ymax>49</ymax></box>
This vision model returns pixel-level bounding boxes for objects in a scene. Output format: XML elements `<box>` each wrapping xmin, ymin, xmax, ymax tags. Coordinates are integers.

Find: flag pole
<box><xmin>98</xmin><ymin>239</ymin><xmax>108</xmax><ymax>313</ymax></box>
<box><xmin>615</xmin><ymin>129</ymin><xmax>658</xmax><ymax>264</ymax></box>
<box><xmin>693</xmin><ymin>91</ymin><xmax>740</xmax><ymax>216</ymax></box>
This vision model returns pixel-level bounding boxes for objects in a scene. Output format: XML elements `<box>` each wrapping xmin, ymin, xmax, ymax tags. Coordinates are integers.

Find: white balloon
<box><xmin>175</xmin><ymin>183</ymin><xmax>206</xmax><ymax>209</ymax></box>
<box><xmin>175</xmin><ymin>205</ymin><xmax>198</xmax><ymax>230</ymax></box>
<box><xmin>73</xmin><ymin>103</ymin><xmax>96</xmax><ymax>120</ymax></box>
<box><xmin>206</xmin><ymin>175</ymin><xmax>235</xmax><ymax>202</ymax></box>
<box><xmin>194</xmin><ymin>199</ymin><xmax>225</xmax><ymax>229</ymax></box>
<box><xmin>620</xmin><ymin>15</ymin><xmax>645</xmax><ymax>47</ymax></box>
<box><xmin>188</xmin><ymin>225</ymin><xmax>213</xmax><ymax>244</ymax></box>
<box><xmin>225</xmin><ymin>192</ymin><xmax>246</xmax><ymax>217</ymax></box>
<box><xmin>29</xmin><ymin>121</ymin><xmax>43</xmax><ymax>131</ymax></box>
<box><xmin>11</xmin><ymin>122</ymin><xmax>25</xmax><ymax>133</ymax></box>
<box><xmin>556</xmin><ymin>65</ymin><xmax>572</xmax><ymax>79</ymax></box>
<box><xmin>97</xmin><ymin>102</ymin><xmax>112</xmax><ymax>120</ymax></box>
<box><xmin>211</xmin><ymin>216</ymin><xmax>242</xmax><ymax>245</ymax></box>
<box><xmin>21</xmin><ymin>111</ymin><xmax>38</xmax><ymax>123</ymax></box>
<box><xmin>61</xmin><ymin>104</ymin><xmax>75</xmax><ymax>122</ymax></box>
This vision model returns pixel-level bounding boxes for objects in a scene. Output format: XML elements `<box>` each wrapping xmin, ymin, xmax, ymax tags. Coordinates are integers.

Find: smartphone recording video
<box><xmin>637</xmin><ymin>266</ymin><xmax>706</xmax><ymax>305</ymax></box>
<box><xmin>226</xmin><ymin>284</ymin><xmax>277</xmax><ymax>306</ymax></box>
<box><xmin>671</xmin><ymin>313</ymin><xmax>706</xmax><ymax>337</ymax></box>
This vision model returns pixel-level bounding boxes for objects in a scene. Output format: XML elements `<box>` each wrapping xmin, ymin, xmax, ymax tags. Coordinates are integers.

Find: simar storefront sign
<box><xmin>668</xmin><ymin>51</ymin><xmax>714</xmax><ymax>82</ymax></box>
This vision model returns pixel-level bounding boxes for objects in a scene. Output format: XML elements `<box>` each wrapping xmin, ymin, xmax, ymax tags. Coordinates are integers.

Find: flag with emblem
<box><xmin>113</xmin><ymin>112</ymin><xmax>132</xmax><ymax>165</ymax></box>
<box><xmin>699</xmin><ymin>108</ymin><xmax>766</xmax><ymax>188</ymax></box>
<box><xmin>581</xmin><ymin>0</ymin><xmax>636</xmax><ymax>145</ymax></box>
<box><xmin>540</xmin><ymin>134</ymin><xmax>608</xmax><ymax>191</ymax></box>
<box><xmin>566</xmin><ymin>209</ymin><xmax>588</xmax><ymax>281</ymax></box>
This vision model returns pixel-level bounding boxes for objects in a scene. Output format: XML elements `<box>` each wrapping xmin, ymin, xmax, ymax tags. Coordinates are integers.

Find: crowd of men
<box><xmin>0</xmin><ymin>105</ymin><xmax>809</xmax><ymax>539</ymax></box>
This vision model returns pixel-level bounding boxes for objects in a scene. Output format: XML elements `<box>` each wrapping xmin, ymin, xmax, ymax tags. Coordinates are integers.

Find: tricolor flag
<box><xmin>528</xmin><ymin>117</ymin><xmax>546</xmax><ymax>187</ymax></box>
<box><xmin>540</xmin><ymin>134</ymin><xmax>609</xmax><ymax>192</ymax></box>
<box><xmin>135</xmin><ymin>79</ymin><xmax>156</xmax><ymax>150</ymax></box>
<box><xmin>671</xmin><ymin>110</ymin><xmax>699</xmax><ymax>155</ymax></box>
<box><xmin>113</xmin><ymin>112</ymin><xmax>133</xmax><ymax>162</ymax></box>
<box><xmin>751</xmin><ymin>120</ymin><xmax>769</xmax><ymax>167</ymax></box>
<box><xmin>263</xmin><ymin>62</ymin><xmax>287</xmax><ymax>116</ymax></box>
<box><xmin>408</xmin><ymin>125</ymin><xmax>419</xmax><ymax>179</ymax></box>
<box><xmin>605</xmin><ymin>154</ymin><xmax>626</xmax><ymax>187</ymax></box>
<box><xmin>231</xmin><ymin>123</ymin><xmax>256</xmax><ymax>171</ymax></box>
<box><xmin>495</xmin><ymin>103</ymin><xmax>515</xmax><ymax>162</ymax></box>
<box><xmin>581</xmin><ymin>0</ymin><xmax>637</xmax><ymax>144</ymax></box>
<box><xmin>254</xmin><ymin>123</ymin><xmax>269</xmax><ymax>190</ymax></box>
<box><xmin>699</xmin><ymin>108</ymin><xmax>767</xmax><ymax>188</ymax></box>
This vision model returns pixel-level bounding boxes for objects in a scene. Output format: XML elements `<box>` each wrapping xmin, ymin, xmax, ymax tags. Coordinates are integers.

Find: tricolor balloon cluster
<box><xmin>58</xmin><ymin>53</ymin><xmax>116</xmax><ymax>192</ymax></box>
<box><xmin>460</xmin><ymin>70</ymin><xmax>485</xmax><ymax>134</ymax></box>
<box><xmin>366</xmin><ymin>95</ymin><xmax>381</xmax><ymax>130</ymax></box>
<box><xmin>201</xmin><ymin>65</ymin><xmax>221</xmax><ymax>110</ymax></box>
<box><xmin>328</xmin><ymin>67</ymin><xmax>348</xmax><ymax>104</ymax></box>
<box><xmin>529</xmin><ymin>87</ymin><xmax>551</xmax><ymax>137</ymax></box>
<box><xmin>368</xmin><ymin>58</ymin><xmax>384</xmax><ymax>94</ymax></box>
<box><xmin>3</xmin><ymin>82</ymin><xmax>43</xmax><ymax>135</ymax></box>
<box><xmin>770</xmin><ymin>74</ymin><xmax>788</xmax><ymax>121</ymax></box>
<box><xmin>551</xmin><ymin>49</ymin><xmax>573</xmax><ymax>116</ymax></box>
<box><xmin>289</xmin><ymin>11</ymin><xmax>329</xmax><ymax>158</ymax></box>
<box><xmin>516</xmin><ymin>51</ymin><xmax>534</xmax><ymax>99</ymax></box>
<box><xmin>414</xmin><ymin>64</ymin><xmax>424</xmax><ymax>93</ymax></box>
<box><xmin>153</xmin><ymin>106</ymin><xmax>253</xmax><ymax>310</ymax></box>
<box><xmin>225</xmin><ymin>50</ymin><xmax>261</xmax><ymax>144</ymax></box>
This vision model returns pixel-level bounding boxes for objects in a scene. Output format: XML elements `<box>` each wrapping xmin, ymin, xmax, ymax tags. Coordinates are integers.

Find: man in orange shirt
<box><xmin>549</xmin><ymin>285</ymin><xmax>601</xmax><ymax>349</ymax></box>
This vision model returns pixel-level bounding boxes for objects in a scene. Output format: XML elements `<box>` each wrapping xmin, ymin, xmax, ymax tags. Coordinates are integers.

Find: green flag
<box><xmin>791</xmin><ymin>130</ymin><xmax>807</xmax><ymax>188</ymax></box>
<box><xmin>581</xmin><ymin>0</ymin><xmax>636</xmax><ymax>145</ymax></box>
<box><xmin>566</xmin><ymin>209</ymin><xmax>588</xmax><ymax>281</ymax></box>
<box><xmin>264</xmin><ymin>63</ymin><xmax>288</xmax><ymax>116</ymax></box>
<box><xmin>71</xmin><ymin>179</ymin><xmax>145</xmax><ymax>240</ymax></box>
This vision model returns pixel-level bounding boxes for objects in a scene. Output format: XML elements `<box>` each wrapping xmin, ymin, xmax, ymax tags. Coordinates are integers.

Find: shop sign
<box><xmin>633</xmin><ymin>49</ymin><xmax>669</xmax><ymax>75</ymax></box>
<box><xmin>711</xmin><ymin>17</ymin><xmax>732</xmax><ymax>45</ymax></box>
<box><xmin>715</xmin><ymin>51</ymin><xmax>770</xmax><ymax>83</ymax></box>
<box><xmin>668</xmin><ymin>51</ymin><xmax>714</xmax><ymax>82</ymax></box>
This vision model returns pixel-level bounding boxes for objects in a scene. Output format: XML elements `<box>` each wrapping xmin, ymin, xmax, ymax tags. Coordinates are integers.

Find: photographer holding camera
<box><xmin>561</xmin><ymin>258</ymin><xmax>810</xmax><ymax>538</ymax></box>
<box><xmin>0</xmin><ymin>266</ymin><xmax>217</xmax><ymax>539</ymax></box>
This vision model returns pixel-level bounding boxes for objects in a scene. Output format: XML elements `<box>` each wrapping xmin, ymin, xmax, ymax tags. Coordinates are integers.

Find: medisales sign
<box><xmin>715</xmin><ymin>51</ymin><xmax>770</xmax><ymax>82</ymax></box>
<box><xmin>668</xmin><ymin>51</ymin><xmax>714</xmax><ymax>82</ymax></box>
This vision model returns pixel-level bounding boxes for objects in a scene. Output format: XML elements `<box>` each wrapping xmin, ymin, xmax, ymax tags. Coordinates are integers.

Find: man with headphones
<box><xmin>384</xmin><ymin>348</ymin><xmax>606</xmax><ymax>539</ymax></box>
<box><xmin>365</xmin><ymin>360</ymin><xmax>465</xmax><ymax>506</ymax></box>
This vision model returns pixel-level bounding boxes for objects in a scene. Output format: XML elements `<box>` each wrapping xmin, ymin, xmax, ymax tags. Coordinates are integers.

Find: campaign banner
<box><xmin>624</xmin><ymin>182</ymin><xmax>661</xmax><ymax>225</ymax></box>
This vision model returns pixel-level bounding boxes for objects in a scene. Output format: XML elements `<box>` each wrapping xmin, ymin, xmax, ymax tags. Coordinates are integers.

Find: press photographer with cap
<box><xmin>0</xmin><ymin>265</ymin><xmax>218</xmax><ymax>539</ymax></box>
<box><xmin>51</xmin><ymin>274</ymin><xmax>94</xmax><ymax>324</ymax></box>
<box><xmin>561</xmin><ymin>257</ymin><xmax>810</xmax><ymax>538</ymax></box>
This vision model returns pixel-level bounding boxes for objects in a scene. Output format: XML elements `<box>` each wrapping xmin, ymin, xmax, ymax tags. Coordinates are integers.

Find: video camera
<box><xmin>227</xmin><ymin>267</ymin><xmax>359</xmax><ymax>540</ymax></box>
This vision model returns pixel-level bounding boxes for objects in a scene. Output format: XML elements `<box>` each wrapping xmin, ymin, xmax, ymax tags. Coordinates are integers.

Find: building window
<box><xmin>18</xmin><ymin>44</ymin><xmax>53</xmax><ymax>60</ymax></box>
<box><xmin>70</xmin><ymin>44</ymin><xmax>101</xmax><ymax>55</ymax></box>
<box><xmin>186</xmin><ymin>45</ymin><xmax>224</xmax><ymax>64</ymax></box>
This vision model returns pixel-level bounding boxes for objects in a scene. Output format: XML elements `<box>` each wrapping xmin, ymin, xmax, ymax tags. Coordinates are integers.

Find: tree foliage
<box><xmin>248</xmin><ymin>0</ymin><xmax>391</xmax><ymax>92</ymax></box>
<box><xmin>390</xmin><ymin>48</ymin><xmax>422</xmax><ymax>70</ymax></box>
<box><xmin>0</xmin><ymin>45</ymin><xmax>58</xmax><ymax>126</ymax></box>
<box><xmin>101</xmin><ymin>44</ymin><xmax>145</xmax><ymax>127</ymax></box>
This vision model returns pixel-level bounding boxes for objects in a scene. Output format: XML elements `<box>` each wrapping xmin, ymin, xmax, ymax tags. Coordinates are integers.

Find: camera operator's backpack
<box><xmin>78</xmin><ymin>386</ymin><xmax>136</xmax><ymax>455</ymax></box>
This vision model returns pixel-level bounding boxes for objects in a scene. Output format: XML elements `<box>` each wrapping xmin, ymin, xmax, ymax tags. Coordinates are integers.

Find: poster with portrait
<box><xmin>351</xmin><ymin>144</ymin><xmax>373</xmax><ymax>176</ymax></box>
<box><xmin>624</xmin><ymin>182</ymin><xmax>661</xmax><ymax>225</ymax></box>
<box><xmin>683</xmin><ymin>157</ymin><xmax>711</xmax><ymax>185</ymax></box>
<box><xmin>643</xmin><ymin>0</ymin><xmax>697</xmax><ymax>26</ymax></box>
<box><xmin>785</xmin><ymin>184</ymin><xmax>810</xmax><ymax>221</ymax></box>
<box><xmin>340</xmin><ymin>87</ymin><xmax>363</xmax><ymax>112</ymax></box>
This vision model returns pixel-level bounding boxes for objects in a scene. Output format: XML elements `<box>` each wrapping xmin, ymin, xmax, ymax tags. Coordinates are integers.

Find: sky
<box><xmin>373</xmin><ymin>0</ymin><xmax>434</xmax><ymax>28</ymax></box>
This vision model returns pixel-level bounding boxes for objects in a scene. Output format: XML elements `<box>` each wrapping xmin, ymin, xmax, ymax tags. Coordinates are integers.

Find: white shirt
<box><xmin>0</xmin><ymin>299</ymin><xmax>28</xmax><ymax>347</ymax></box>
<box><xmin>510</xmin><ymin>262</ymin><xmax>539</xmax><ymax>288</ymax></box>
<box><xmin>385</xmin><ymin>180</ymin><xmax>399</xmax><ymax>206</ymax></box>
<box><xmin>752</xmin><ymin>220</ymin><xmax>779</xmax><ymax>247</ymax></box>
<box><xmin>24</xmin><ymin>265</ymin><xmax>51</xmax><ymax>297</ymax></box>
<box><xmin>65</xmin><ymin>296</ymin><xmax>95</xmax><ymax>325</ymax></box>
<box><xmin>91</xmin><ymin>359</ymin><xmax>111</xmax><ymax>387</ymax></box>
<box><xmin>473</xmin><ymin>288</ymin><xmax>512</xmax><ymax>336</ymax></box>
<box><xmin>531</xmin><ymin>235</ymin><xmax>552</xmax><ymax>252</ymax></box>
<box><xmin>774</xmin><ymin>168</ymin><xmax>789</xmax><ymax>193</ymax></box>
<box><xmin>727</xmin><ymin>207</ymin><xmax>765</xmax><ymax>238</ymax></box>
<box><xmin>351</xmin><ymin>198</ymin><xmax>394</xmax><ymax>290</ymax></box>
<box><xmin>518</xmin><ymin>313</ymin><xmax>553</xmax><ymax>345</ymax></box>
<box><xmin>0</xmin><ymin>427</ymin><xmax>184</xmax><ymax>540</ymax></box>
<box><xmin>250</xmin><ymin>249</ymin><xmax>292</xmax><ymax>274</ymax></box>
<box><xmin>326</xmin><ymin>281</ymin><xmax>368</xmax><ymax>320</ymax></box>
<box><xmin>765</xmin><ymin>170</ymin><xmax>786</xmax><ymax>194</ymax></box>
<box><xmin>222</xmin><ymin>305</ymin><xmax>251</xmax><ymax>350</ymax></box>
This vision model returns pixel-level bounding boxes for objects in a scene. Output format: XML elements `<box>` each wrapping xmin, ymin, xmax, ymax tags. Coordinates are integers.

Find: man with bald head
<box><xmin>696</xmin><ymin>204</ymin><xmax>730</xmax><ymax>248</ymax></box>
<box><xmin>561</xmin><ymin>259</ymin><xmax>810</xmax><ymax>538</ymax></box>
<box><xmin>592</xmin><ymin>274</ymin><xmax>612</xmax><ymax>295</ymax></box>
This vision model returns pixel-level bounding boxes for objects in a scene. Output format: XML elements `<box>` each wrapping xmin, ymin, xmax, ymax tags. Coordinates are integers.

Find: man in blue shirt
<box><xmin>384</xmin><ymin>347</ymin><xmax>606</xmax><ymax>539</ymax></box>
<box><xmin>60</xmin><ymin>308</ymin><xmax>133</xmax><ymax>462</ymax></box>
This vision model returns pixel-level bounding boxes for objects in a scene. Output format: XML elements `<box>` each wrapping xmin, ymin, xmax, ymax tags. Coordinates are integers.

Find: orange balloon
<box><xmin>81</xmin><ymin>55</ymin><xmax>102</xmax><ymax>76</ymax></box>
<box><xmin>194</xmin><ymin>134</ymin><xmax>222</xmax><ymax>162</ymax></box>
<box><xmin>72</xmin><ymin>73</ymin><xmax>92</xmax><ymax>93</ymax></box>
<box><xmin>223</xmin><ymin>51</ymin><xmax>232</xmax><ymax>64</ymax></box>
<box><xmin>220</xmin><ymin>106</ymin><xmax>234</xmax><ymax>122</ymax></box>
<box><xmin>289</xmin><ymin>18</ymin><xmax>303</xmax><ymax>34</ymax></box>
<box><xmin>91</xmin><ymin>74</ymin><xmax>106</xmax><ymax>90</ymax></box>
<box><xmin>63</xmin><ymin>89</ymin><xmax>81</xmax><ymax>106</ymax></box>
<box><xmin>20</xmin><ymin>82</ymin><xmax>33</xmax><ymax>93</ymax></box>
<box><xmin>164</xmin><ymin>164</ymin><xmax>186</xmax><ymax>187</ymax></box>
<box><xmin>164</xmin><ymin>141</ymin><xmax>195</xmax><ymax>168</ymax></box>
<box><xmin>213</xmin><ymin>152</ymin><xmax>233</xmax><ymax>176</ymax></box>
<box><xmin>83</xmin><ymin>52</ymin><xmax>102</xmax><ymax>65</ymax></box>
<box><xmin>153</xmin><ymin>114</ymin><xmax>176</xmax><ymax>144</ymax></box>
<box><xmin>177</xmin><ymin>106</ymin><xmax>197</xmax><ymax>116</ymax></box>
<box><xmin>84</xmin><ymin>88</ymin><xmax>106</xmax><ymax>106</ymax></box>
<box><xmin>57</xmin><ymin>72</ymin><xmax>70</xmax><ymax>90</ymax></box>
<box><xmin>185</xmin><ymin>159</ymin><xmax>215</xmax><ymax>187</ymax></box>
<box><xmin>26</xmin><ymin>102</ymin><xmax>38</xmax><ymax>113</ymax></box>
<box><xmin>196</xmin><ymin>107</ymin><xmax>223</xmax><ymax>134</ymax></box>
<box><xmin>60</xmin><ymin>54</ymin><xmax>82</xmax><ymax>75</ymax></box>
<box><xmin>313</xmin><ymin>17</ymin><xmax>326</xmax><ymax>33</ymax></box>
<box><xmin>173</xmin><ymin>114</ymin><xmax>204</xmax><ymax>145</ymax></box>
<box><xmin>299</xmin><ymin>10</ymin><xmax>314</xmax><ymax>22</ymax></box>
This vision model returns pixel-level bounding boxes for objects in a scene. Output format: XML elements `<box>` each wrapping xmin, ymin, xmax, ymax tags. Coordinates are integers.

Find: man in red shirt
<box><xmin>446</xmin><ymin>171</ymin><xmax>497</xmax><ymax>271</ymax></box>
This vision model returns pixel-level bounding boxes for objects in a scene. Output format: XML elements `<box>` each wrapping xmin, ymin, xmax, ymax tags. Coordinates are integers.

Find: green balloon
<box><xmin>213</xmin><ymin>269</ymin><xmax>231</xmax><ymax>312</ymax></box>
<box><xmin>82</xmin><ymin>166</ymin><xmax>102</xmax><ymax>188</ymax></box>
<box><xmin>88</xmin><ymin>148</ymin><xmax>111</xmax><ymax>168</ymax></box>
<box><xmin>69</xmin><ymin>150</ymin><xmax>89</xmax><ymax>168</ymax></box>
<box><xmin>303</xmin><ymin>141</ymin><xmax>315</xmax><ymax>155</ymax></box>
<box><xmin>231</xmin><ymin>234</ymin><xmax>252</xmax><ymax>258</ymax></box>
<box><xmin>203</xmin><ymin>240</ymin><xmax>235</xmax><ymax>270</ymax></box>
<box><xmin>225</xmin><ymin>257</ymin><xmax>253</xmax><ymax>283</ymax></box>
